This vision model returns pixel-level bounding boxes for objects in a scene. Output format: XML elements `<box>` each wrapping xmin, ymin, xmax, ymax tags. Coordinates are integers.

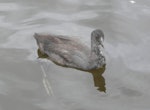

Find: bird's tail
<box><xmin>34</xmin><ymin>33</ymin><xmax>40</xmax><ymax>44</ymax></box>
<box><xmin>33</xmin><ymin>33</ymin><xmax>45</xmax><ymax>54</ymax></box>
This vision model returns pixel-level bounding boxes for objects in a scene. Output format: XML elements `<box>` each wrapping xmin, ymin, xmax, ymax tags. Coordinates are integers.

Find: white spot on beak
<box><xmin>100</xmin><ymin>37</ymin><xmax>104</xmax><ymax>42</ymax></box>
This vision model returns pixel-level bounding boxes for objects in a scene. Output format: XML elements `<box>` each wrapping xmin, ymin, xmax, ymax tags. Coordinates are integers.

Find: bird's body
<box><xmin>34</xmin><ymin>29</ymin><xmax>105</xmax><ymax>70</ymax></box>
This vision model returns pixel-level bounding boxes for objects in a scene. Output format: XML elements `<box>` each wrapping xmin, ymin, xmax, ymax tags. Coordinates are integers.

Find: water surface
<box><xmin>0</xmin><ymin>0</ymin><xmax>150</xmax><ymax>110</ymax></box>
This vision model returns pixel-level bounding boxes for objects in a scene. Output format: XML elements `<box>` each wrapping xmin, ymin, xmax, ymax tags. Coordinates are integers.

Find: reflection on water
<box><xmin>39</xmin><ymin>62</ymin><xmax>54</xmax><ymax>96</ymax></box>
<box><xmin>37</xmin><ymin>49</ymin><xmax>106</xmax><ymax>92</ymax></box>
<box><xmin>88</xmin><ymin>67</ymin><xmax>106</xmax><ymax>92</ymax></box>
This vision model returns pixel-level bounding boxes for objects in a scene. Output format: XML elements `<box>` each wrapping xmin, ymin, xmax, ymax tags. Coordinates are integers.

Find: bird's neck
<box><xmin>88</xmin><ymin>42</ymin><xmax>105</xmax><ymax>69</ymax></box>
<box><xmin>92</xmin><ymin>46</ymin><xmax>100</xmax><ymax>55</ymax></box>
<box><xmin>91</xmin><ymin>41</ymin><xmax>101</xmax><ymax>57</ymax></box>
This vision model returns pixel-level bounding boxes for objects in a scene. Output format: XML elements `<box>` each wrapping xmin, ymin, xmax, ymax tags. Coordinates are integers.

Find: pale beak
<box><xmin>100</xmin><ymin>37</ymin><xmax>104</xmax><ymax>48</ymax></box>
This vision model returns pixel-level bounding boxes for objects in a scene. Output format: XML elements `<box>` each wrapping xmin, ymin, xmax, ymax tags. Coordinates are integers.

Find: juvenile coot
<box><xmin>34</xmin><ymin>29</ymin><xmax>105</xmax><ymax>70</ymax></box>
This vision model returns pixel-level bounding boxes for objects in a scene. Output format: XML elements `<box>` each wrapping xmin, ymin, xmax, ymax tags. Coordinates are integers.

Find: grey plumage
<box><xmin>34</xmin><ymin>29</ymin><xmax>106</xmax><ymax>70</ymax></box>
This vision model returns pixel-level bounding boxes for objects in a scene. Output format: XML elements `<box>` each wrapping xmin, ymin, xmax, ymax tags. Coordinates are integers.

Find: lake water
<box><xmin>0</xmin><ymin>0</ymin><xmax>150</xmax><ymax>110</ymax></box>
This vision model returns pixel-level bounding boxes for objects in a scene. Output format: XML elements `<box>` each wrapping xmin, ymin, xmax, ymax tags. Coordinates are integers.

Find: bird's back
<box><xmin>34</xmin><ymin>33</ymin><xmax>91</xmax><ymax>69</ymax></box>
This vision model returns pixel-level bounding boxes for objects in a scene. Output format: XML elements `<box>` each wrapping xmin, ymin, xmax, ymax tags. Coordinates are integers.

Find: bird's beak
<box><xmin>100</xmin><ymin>37</ymin><xmax>104</xmax><ymax>48</ymax></box>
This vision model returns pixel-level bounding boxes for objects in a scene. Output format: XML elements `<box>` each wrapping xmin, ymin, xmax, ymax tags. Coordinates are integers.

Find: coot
<box><xmin>34</xmin><ymin>29</ymin><xmax>105</xmax><ymax>70</ymax></box>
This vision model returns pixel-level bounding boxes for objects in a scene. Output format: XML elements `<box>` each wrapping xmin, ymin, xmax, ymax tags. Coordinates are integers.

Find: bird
<box><xmin>34</xmin><ymin>29</ymin><xmax>106</xmax><ymax>70</ymax></box>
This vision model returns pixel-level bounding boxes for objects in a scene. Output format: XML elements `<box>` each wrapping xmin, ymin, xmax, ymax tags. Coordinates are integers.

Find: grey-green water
<box><xmin>0</xmin><ymin>0</ymin><xmax>150</xmax><ymax>110</ymax></box>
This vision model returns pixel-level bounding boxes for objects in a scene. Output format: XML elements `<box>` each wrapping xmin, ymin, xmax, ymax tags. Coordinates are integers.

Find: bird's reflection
<box><xmin>37</xmin><ymin>49</ymin><xmax>106</xmax><ymax>92</ymax></box>
<box><xmin>88</xmin><ymin>66</ymin><xmax>106</xmax><ymax>92</ymax></box>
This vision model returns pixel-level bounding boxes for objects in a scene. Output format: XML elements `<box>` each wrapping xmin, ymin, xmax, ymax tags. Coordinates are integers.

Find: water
<box><xmin>0</xmin><ymin>0</ymin><xmax>150</xmax><ymax>109</ymax></box>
